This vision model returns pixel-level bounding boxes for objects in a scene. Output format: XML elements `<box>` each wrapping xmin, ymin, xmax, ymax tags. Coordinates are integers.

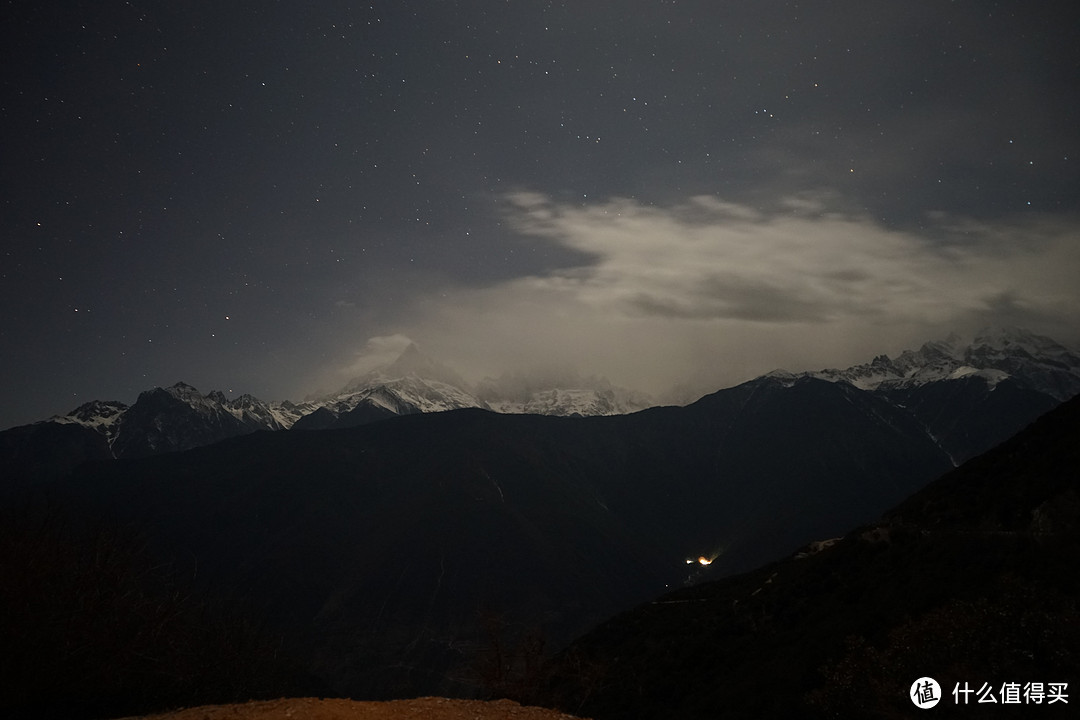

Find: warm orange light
<box><xmin>697</xmin><ymin>556</ymin><xmax>712</xmax><ymax>566</ymax></box>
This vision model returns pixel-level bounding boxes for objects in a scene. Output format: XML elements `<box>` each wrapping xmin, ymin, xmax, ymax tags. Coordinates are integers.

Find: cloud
<box><xmin>339</xmin><ymin>334</ymin><xmax>417</xmax><ymax>379</ymax></box>
<box><xmin>494</xmin><ymin>192</ymin><xmax>1080</xmax><ymax>325</ymax></box>
<box><xmin>376</xmin><ymin>193</ymin><xmax>1080</xmax><ymax>400</ymax></box>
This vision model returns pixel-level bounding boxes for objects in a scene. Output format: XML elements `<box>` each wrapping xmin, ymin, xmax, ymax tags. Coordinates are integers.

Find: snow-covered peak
<box><xmin>150</xmin><ymin>381</ymin><xmax>227</xmax><ymax>417</ymax></box>
<box><xmin>760</xmin><ymin>369</ymin><xmax>801</xmax><ymax>388</ymax></box>
<box><xmin>163</xmin><ymin>381</ymin><xmax>201</xmax><ymax>400</ymax></box>
<box><xmin>485</xmin><ymin>387</ymin><xmax>649</xmax><ymax>417</ymax></box>
<box><xmin>804</xmin><ymin>328</ymin><xmax>1080</xmax><ymax>400</ymax></box>
<box><xmin>476</xmin><ymin>370</ymin><xmax>654</xmax><ymax>416</ymax></box>
<box><xmin>913</xmin><ymin>336</ymin><xmax>963</xmax><ymax>362</ymax></box>
<box><xmin>342</xmin><ymin>342</ymin><xmax>467</xmax><ymax>392</ymax></box>
<box><xmin>966</xmin><ymin>326</ymin><xmax>1077</xmax><ymax>365</ymax></box>
<box><xmin>808</xmin><ymin>356</ymin><xmax>900</xmax><ymax>391</ymax></box>
<box><xmin>51</xmin><ymin>399</ymin><xmax>129</xmax><ymax>438</ymax></box>
<box><xmin>971</xmin><ymin>326</ymin><xmax>1049</xmax><ymax>352</ymax></box>
<box><xmin>265</xmin><ymin>399</ymin><xmax>319</xmax><ymax>428</ymax></box>
<box><xmin>345</xmin><ymin>375</ymin><xmax>488</xmax><ymax>415</ymax></box>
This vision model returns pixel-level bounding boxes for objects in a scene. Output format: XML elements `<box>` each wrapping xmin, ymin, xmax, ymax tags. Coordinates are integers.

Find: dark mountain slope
<box><xmin>58</xmin><ymin>411</ymin><xmax>670</xmax><ymax>698</ymax></box>
<box><xmin>679</xmin><ymin>375</ymin><xmax>949</xmax><ymax>575</ymax></box>
<box><xmin>875</xmin><ymin>375</ymin><xmax>1059</xmax><ymax>464</ymax></box>
<box><xmin>885</xmin><ymin>388</ymin><xmax>1080</xmax><ymax>532</ymax></box>
<box><xmin>28</xmin><ymin>375</ymin><xmax>953</xmax><ymax>701</ymax></box>
<box><xmin>0</xmin><ymin>421</ymin><xmax>112</xmax><ymax>493</ymax></box>
<box><xmin>111</xmin><ymin>382</ymin><xmax>282</xmax><ymax>458</ymax></box>
<box><xmin>540</xmin><ymin>394</ymin><xmax>1080</xmax><ymax>719</ymax></box>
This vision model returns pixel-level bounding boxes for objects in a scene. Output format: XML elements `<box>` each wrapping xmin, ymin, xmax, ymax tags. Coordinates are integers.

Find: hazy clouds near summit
<box><xmin>346</xmin><ymin>193</ymin><xmax>1080</xmax><ymax>402</ymax></box>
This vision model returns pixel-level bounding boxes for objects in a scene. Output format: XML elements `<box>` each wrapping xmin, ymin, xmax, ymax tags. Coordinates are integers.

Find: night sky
<box><xmin>3</xmin><ymin>1</ymin><xmax>1079</xmax><ymax>429</ymax></box>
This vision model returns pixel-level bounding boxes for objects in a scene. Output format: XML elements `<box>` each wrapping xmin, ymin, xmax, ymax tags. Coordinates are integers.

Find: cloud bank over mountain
<box><xmin>366</xmin><ymin>193</ymin><xmax>1080</xmax><ymax>403</ymax></box>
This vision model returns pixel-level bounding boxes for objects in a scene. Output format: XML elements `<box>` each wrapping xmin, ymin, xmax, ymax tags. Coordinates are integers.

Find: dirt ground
<box><xmin>117</xmin><ymin>697</ymin><xmax>589</xmax><ymax>720</ymax></box>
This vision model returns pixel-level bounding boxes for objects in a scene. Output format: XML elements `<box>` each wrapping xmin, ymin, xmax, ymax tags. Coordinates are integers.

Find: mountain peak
<box><xmin>914</xmin><ymin>335</ymin><xmax>964</xmax><ymax>361</ymax></box>
<box><xmin>475</xmin><ymin>368</ymin><xmax>655</xmax><ymax>416</ymax></box>
<box><xmin>163</xmin><ymin>381</ymin><xmax>202</xmax><ymax>398</ymax></box>
<box><xmin>972</xmin><ymin>325</ymin><xmax>1032</xmax><ymax>345</ymax></box>
<box><xmin>969</xmin><ymin>325</ymin><xmax>1074</xmax><ymax>357</ymax></box>
<box><xmin>51</xmin><ymin>399</ymin><xmax>128</xmax><ymax>438</ymax></box>
<box><xmin>343</xmin><ymin>342</ymin><xmax>466</xmax><ymax>391</ymax></box>
<box><xmin>803</xmin><ymin>328</ymin><xmax>1080</xmax><ymax>401</ymax></box>
<box><xmin>384</xmin><ymin>342</ymin><xmax>435</xmax><ymax>376</ymax></box>
<box><xmin>760</xmin><ymin>369</ymin><xmax>800</xmax><ymax>387</ymax></box>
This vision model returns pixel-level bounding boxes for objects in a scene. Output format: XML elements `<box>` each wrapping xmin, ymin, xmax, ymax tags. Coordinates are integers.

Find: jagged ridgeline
<box><xmin>3</xmin><ymin>328</ymin><xmax>1077</xmax><ymax>467</ymax></box>
<box><xmin>0</xmin><ymin>328</ymin><xmax>1078</xmax><ymax>716</ymax></box>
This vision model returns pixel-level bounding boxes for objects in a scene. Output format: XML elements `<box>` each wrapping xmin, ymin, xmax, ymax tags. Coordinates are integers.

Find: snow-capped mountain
<box><xmin>483</xmin><ymin>388</ymin><xmax>652</xmax><ymax>416</ymax></box>
<box><xmin>292</xmin><ymin>374</ymin><xmax>489</xmax><ymax>430</ymax></box>
<box><xmin>23</xmin><ymin>328</ymin><xmax>1078</xmax><ymax>463</ymax></box>
<box><xmin>106</xmin><ymin>382</ymin><xmax>286</xmax><ymax>458</ymax></box>
<box><xmin>31</xmin><ymin>342</ymin><xmax>653</xmax><ymax>457</ymax></box>
<box><xmin>476</xmin><ymin>370</ymin><xmax>654</xmax><ymax>417</ymax></box>
<box><xmin>786</xmin><ymin>327</ymin><xmax>1080</xmax><ymax>464</ymax></box>
<box><xmin>304</xmin><ymin>342</ymin><xmax>653</xmax><ymax>424</ymax></box>
<box><xmin>484</xmin><ymin>388</ymin><xmax>636</xmax><ymax>416</ymax></box>
<box><xmin>51</xmin><ymin>399</ymin><xmax>128</xmax><ymax>442</ymax></box>
<box><xmin>808</xmin><ymin>327</ymin><xmax>1080</xmax><ymax>401</ymax></box>
<box><xmin>342</xmin><ymin>341</ymin><xmax>469</xmax><ymax>393</ymax></box>
<box><xmin>288</xmin><ymin>343</ymin><xmax>489</xmax><ymax>429</ymax></box>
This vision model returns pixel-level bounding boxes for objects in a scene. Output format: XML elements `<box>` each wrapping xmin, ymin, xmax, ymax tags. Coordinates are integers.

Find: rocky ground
<box><xmin>116</xmin><ymin>697</ymin><xmax>588</xmax><ymax>720</ymax></box>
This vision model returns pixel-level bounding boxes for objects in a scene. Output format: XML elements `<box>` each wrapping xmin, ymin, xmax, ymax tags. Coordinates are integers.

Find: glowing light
<box><xmin>687</xmin><ymin>550</ymin><xmax>722</xmax><ymax>566</ymax></box>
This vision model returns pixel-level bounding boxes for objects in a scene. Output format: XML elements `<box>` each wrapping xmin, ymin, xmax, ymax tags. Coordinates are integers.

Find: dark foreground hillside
<box><xmin>0</xmin><ymin>503</ymin><xmax>322</xmax><ymax>720</ymax></box>
<box><xmin>4</xmin><ymin>376</ymin><xmax>1073</xmax><ymax>718</ymax></box>
<box><xmin>0</xmin><ymin>375</ymin><xmax>956</xmax><ymax>708</ymax></box>
<box><xmin>537</xmin><ymin>394</ymin><xmax>1080</xmax><ymax>719</ymax></box>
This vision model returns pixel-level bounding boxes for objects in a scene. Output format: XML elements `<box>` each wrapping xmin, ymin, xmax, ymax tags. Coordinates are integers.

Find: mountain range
<box><xmin>539</xmin><ymin>385</ymin><xmax>1080</xmax><ymax>719</ymax></box>
<box><xmin>787</xmin><ymin>326</ymin><xmax>1080</xmax><ymax>464</ymax></box>
<box><xmin>20</xmin><ymin>342</ymin><xmax>652</xmax><ymax>458</ymax></box>
<box><xmin>2</xmin><ymin>327</ymin><xmax>1077</xmax><ymax>487</ymax></box>
<box><xmin>1</xmin><ymin>327</ymin><xmax>1078</xmax><ymax>717</ymax></box>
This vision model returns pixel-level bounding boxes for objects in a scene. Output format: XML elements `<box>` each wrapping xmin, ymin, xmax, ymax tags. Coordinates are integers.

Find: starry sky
<box><xmin>2</xmin><ymin>0</ymin><xmax>1079</xmax><ymax>429</ymax></box>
